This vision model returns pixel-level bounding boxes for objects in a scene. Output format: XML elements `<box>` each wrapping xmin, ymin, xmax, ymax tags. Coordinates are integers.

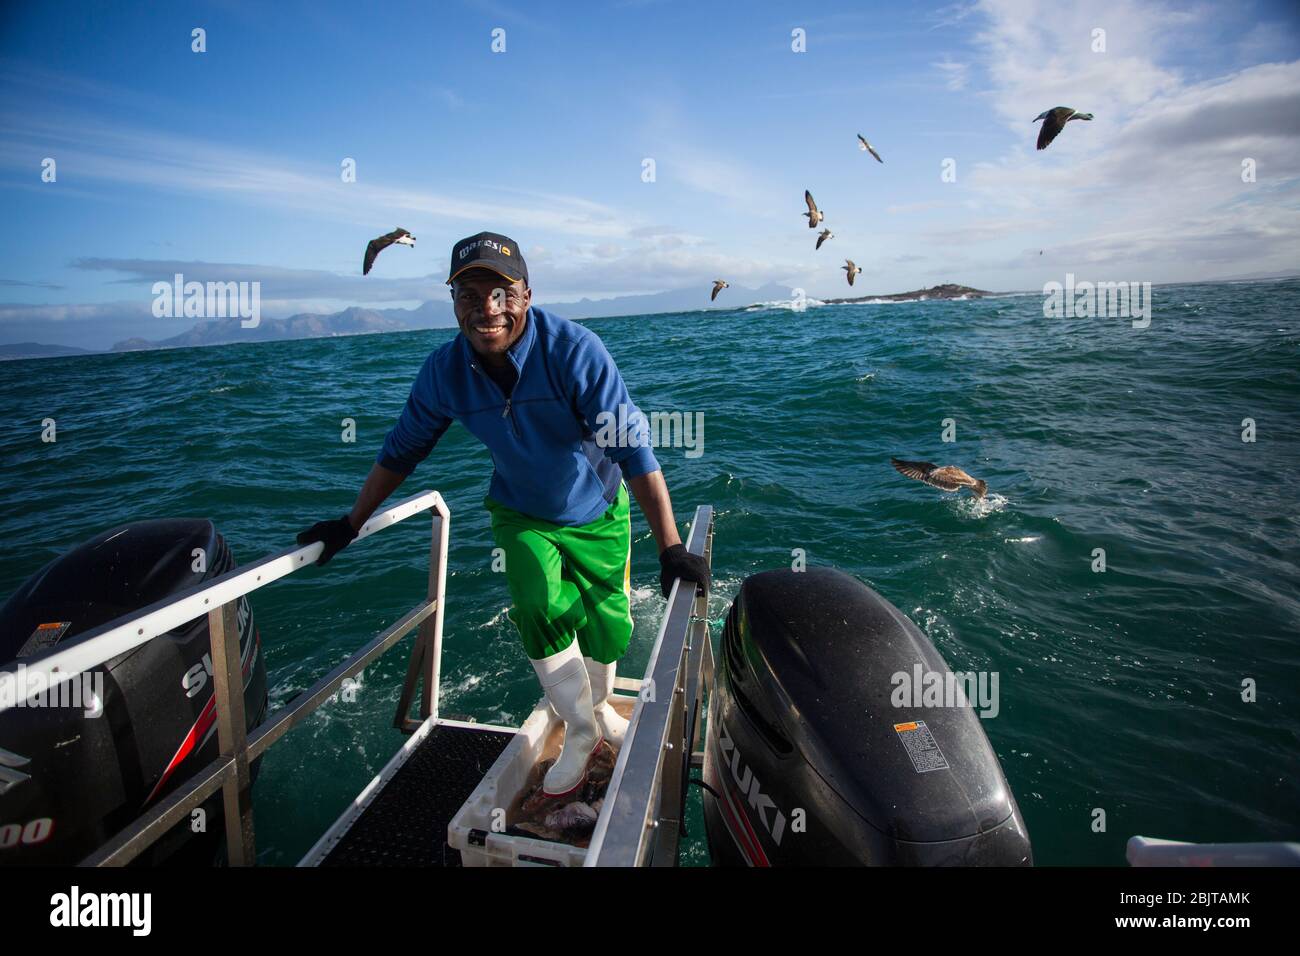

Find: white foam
<box><xmin>743</xmin><ymin>297</ymin><xmax>828</xmax><ymax>312</ymax></box>
<box><xmin>957</xmin><ymin>492</ymin><xmax>1009</xmax><ymax>519</ymax></box>
<box><xmin>629</xmin><ymin>585</ymin><xmax>656</xmax><ymax>606</ymax></box>
<box><xmin>443</xmin><ymin>672</ymin><xmax>484</xmax><ymax>697</ymax></box>
<box><xmin>438</xmin><ymin>671</ymin><xmax>489</xmax><ymax>712</ymax></box>
<box><xmin>478</xmin><ymin>607</ymin><xmax>511</xmax><ymax>629</ymax></box>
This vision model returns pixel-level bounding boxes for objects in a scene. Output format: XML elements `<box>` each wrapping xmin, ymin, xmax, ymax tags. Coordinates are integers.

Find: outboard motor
<box><xmin>702</xmin><ymin>568</ymin><xmax>1031</xmax><ymax>866</ymax></box>
<box><xmin>0</xmin><ymin>519</ymin><xmax>268</xmax><ymax>865</ymax></box>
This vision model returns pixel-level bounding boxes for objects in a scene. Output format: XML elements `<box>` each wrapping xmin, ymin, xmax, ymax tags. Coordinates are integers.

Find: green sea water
<box><xmin>2</xmin><ymin>278</ymin><xmax>1298</xmax><ymax>865</ymax></box>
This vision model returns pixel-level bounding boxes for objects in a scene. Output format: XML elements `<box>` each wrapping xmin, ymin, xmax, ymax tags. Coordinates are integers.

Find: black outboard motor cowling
<box><xmin>702</xmin><ymin>568</ymin><xmax>1031</xmax><ymax>866</ymax></box>
<box><xmin>0</xmin><ymin>519</ymin><xmax>268</xmax><ymax>864</ymax></box>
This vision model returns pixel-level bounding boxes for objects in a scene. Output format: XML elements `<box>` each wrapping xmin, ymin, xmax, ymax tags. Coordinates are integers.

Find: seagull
<box><xmin>857</xmin><ymin>133</ymin><xmax>883</xmax><ymax>163</ymax></box>
<box><xmin>842</xmin><ymin>259</ymin><xmax>862</xmax><ymax>286</ymax></box>
<box><xmin>363</xmin><ymin>228</ymin><xmax>415</xmax><ymax>275</ymax></box>
<box><xmin>816</xmin><ymin>228</ymin><xmax>834</xmax><ymax>250</ymax></box>
<box><xmin>891</xmin><ymin>458</ymin><xmax>987</xmax><ymax>499</ymax></box>
<box><xmin>711</xmin><ymin>279</ymin><xmax>730</xmax><ymax>301</ymax></box>
<box><xmin>1033</xmin><ymin>107</ymin><xmax>1094</xmax><ymax>151</ymax></box>
<box><xmin>803</xmin><ymin>190</ymin><xmax>824</xmax><ymax>228</ymax></box>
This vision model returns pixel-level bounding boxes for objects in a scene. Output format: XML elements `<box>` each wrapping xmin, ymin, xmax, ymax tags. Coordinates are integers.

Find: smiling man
<box><xmin>297</xmin><ymin>231</ymin><xmax>709</xmax><ymax>801</ymax></box>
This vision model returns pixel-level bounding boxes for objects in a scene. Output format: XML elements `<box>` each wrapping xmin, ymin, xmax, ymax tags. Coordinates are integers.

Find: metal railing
<box><xmin>586</xmin><ymin>505</ymin><xmax>714</xmax><ymax>867</ymax></box>
<box><xmin>0</xmin><ymin>489</ymin><xmax>450</xmax><ymax>867</ymax></box>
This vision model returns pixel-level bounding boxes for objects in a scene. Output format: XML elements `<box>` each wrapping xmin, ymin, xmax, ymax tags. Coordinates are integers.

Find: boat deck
<box><xmin>302</xmin><ymin>719</ymin><xmax>514</xmax><ymax>867</ymax></box>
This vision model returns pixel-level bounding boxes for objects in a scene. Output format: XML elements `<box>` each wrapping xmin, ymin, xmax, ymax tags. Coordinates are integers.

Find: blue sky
<box><xmin>2</xmin><ymin>0</ymin><xmax>1299</xmax><ymax>348</ymax></box>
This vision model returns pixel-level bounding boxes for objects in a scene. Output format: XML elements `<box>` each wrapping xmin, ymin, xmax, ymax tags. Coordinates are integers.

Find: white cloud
<box><xmin>524</xmin><ymin>243</ymin><xmax>790</xmax><ymax>298</ymax></box>
<box><xmin>0</xmin><ymin>300</ymin><xmax>151</xmax><ymax>324</ymax></box>
<box><xmin>929</xmin><ymin>0</ymin><xmax>1300</xmax><ymax>282</ymax></box>
<box><xmin>69</xmin><ymin>258</ymin><xmax>442</xmax><ymax>304</ymax></box>
<box><xmin>664</xmin><ymin>145</ymin><xmax>780</xmax><ymax>212</ymax></box>
<box><xmin>0</xmin><ymin>111</ymin><xmax>630</xmax><ymax>241</ymax></box>
<box><xmin>0</xmin><ymin>106</ymin><xmax>803</xmax><ymax>300</ymax></box>
<box><xmin>928</xmin><ymin>2</ymin><xmax>982</xmax><ymax>30</ymax></box>
<box><xmin>429</xmin><ymin>86</ymin><xmax>464</xmax><ymax>109</ymax></box>
<box><xmin>886</xmin><ymin>199</ymin><xmax>952</xmax><ymax>215</ymax></box>
<box><xmin>933</xmin><ymin>56</ymin><xmax>970</xmax><ymax>91</ymax></box>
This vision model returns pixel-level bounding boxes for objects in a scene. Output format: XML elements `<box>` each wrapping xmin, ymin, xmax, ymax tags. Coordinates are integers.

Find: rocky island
<box><xmin>821</xmin><ymin>283</ymin><xmax>994</xmax><ymax>304</ymax></box>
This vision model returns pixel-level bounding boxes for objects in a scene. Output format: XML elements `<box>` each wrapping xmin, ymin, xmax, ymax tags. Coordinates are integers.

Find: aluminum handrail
<box><xmin>1</xmin><ymin>489</ymin><xmax>450</xmax><ymax>866</ymax></box>
<box><xmin>585</xmin><ymin>505</ymin><xmax>714</xmax><ymax>867</ymax></box>
<box><xmin>0</xmin><ymin>489</ymin><xmax>445</xmax><ymax>707</ymax></box>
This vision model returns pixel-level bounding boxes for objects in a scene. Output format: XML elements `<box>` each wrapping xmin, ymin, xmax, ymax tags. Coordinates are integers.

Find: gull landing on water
<box><xmin>891</xmin><ymin>458</ymin><xmax>988</xmax><ymax>499</ymax></box>
<box><xmin>857</xmin><ymin>133</ymin><xmax>883</xmax><ymax>163</ymax></box>
<box><xmin>710</xmin><ymin>279</ymin><xmax>729</xmax><ymax>301</ymax></box>
<box><xmin>803</xmin><ymin>190</ymin><xmax>824</xmax><ymax>228</ymax></box>
<box><xmin>363</xmin><ymin>228</ymin><xmax>415</xmax><ymax>275</ymax></box>
<box><xmin>816</xmin><ymin>228</ymin><xmax>834</xmax><ymax>250</ymax></box>
<box><xmin>1033</xmin><ymin>107</ymin><xmax>1094</xmax><ymax>150</ymax></box>
<box><xmin>842</xmin><ymin>259</ymin><xmax>862</xmax><ymax>286</ymax></box>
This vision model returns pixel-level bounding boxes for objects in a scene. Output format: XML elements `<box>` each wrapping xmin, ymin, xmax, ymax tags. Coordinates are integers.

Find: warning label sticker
<box><xmin>19</xmin><ymin>621</ymin><xmax>72</xmax><ymax>658</ymax></box>
<box><xmin>893</xmin><ymin>720</ymin><xmax>950</xmax><ymax>773</ymax></box>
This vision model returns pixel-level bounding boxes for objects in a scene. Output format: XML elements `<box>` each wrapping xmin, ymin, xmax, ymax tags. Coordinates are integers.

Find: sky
<box><xmin>1</xmin><ymin>0</ymin><xmax>1299</xmax><ymax>349</ymax></box>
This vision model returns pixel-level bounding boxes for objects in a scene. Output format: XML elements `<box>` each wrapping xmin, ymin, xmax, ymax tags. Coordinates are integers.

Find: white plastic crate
<box><xmin>447</xmin><ymin>693</ymin><xmax>635</xmax><ymax>867</ymax></box>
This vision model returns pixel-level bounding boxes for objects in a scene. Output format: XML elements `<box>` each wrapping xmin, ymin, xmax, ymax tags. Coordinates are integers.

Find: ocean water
<box><xmin>1</xmin><ymin>279</ymin><xmax>1298</xmax><ymax>866</ymax></box>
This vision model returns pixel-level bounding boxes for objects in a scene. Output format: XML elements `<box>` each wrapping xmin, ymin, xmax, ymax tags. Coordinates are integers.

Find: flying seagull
<box><xmin>842</xmin><ymin>259</ymin><xmax>862</xmax><ymax>286</ymax></box>
<box><xmin>857</xmin><ymin>133</ymin><xmax>883</xmax><ymax>163</ymax></box>
<box><xmin>1033</xmin><ymin>107</ymin><xmax>1093</xmax><ymax>151</ymax></box>
<box><xmin>816</xmin><ymin>228</ymin><xmax>834</xmax><ymax>250</ymax></box>
<box><xmin>363</xmin><ymin>228</ymin><xmax>415</xmax><ymax>275</ymax></box>
<box><xmin>711</xmin><ymin>279</ymin><xmax>730</xmax><ymax>301</ymax></box>
<box><xmin>891</xmin><ymin>458</ymin><xmax>988</xmax><ymax>499</ymax></box>
<box><xmin>803</xmin><ymin>190</ymin><xmax>824</xmax><ymax>228</ymax></box>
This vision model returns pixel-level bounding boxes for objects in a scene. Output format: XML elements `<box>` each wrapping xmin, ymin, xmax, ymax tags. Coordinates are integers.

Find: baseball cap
<box><xmin>446</xmin><ymin>231</ymin><xmax>529</xmax><ymax>286</ymax></box>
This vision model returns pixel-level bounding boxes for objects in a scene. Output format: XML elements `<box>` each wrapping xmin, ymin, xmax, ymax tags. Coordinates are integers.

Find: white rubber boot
<box><xmin>585</xmin><ymin>657</ymin><xmax>630</xmax><ymax>749</ymax></box>
<box><xmin>531</xmin><ymin>642</ymin><xmax>602</xmax><ymax>797</ymax></box>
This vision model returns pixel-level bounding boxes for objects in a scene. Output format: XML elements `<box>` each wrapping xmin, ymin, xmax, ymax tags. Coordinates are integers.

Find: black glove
<box><xmin>659</xmin><ymin>543</ymin><xmax>710</xmax><ymax>599</ymax></box>
<box><xmin>296</xmin><ymin>515</ymin><xmax>359</xmax><ymax>566</ymax></box>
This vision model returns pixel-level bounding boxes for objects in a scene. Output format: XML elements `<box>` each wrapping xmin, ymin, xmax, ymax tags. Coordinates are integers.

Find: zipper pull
<box><xmin>502</xmin><ymin>399</ymin><xmax>511</xmax><ymax>418</ymax></box>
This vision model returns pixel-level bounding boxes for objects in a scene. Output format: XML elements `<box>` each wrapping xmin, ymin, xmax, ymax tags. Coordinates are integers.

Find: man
<box><xmin>297</xmin><ymin>231</ymin><xmax>709</xmax><ymax>801</ymax></box>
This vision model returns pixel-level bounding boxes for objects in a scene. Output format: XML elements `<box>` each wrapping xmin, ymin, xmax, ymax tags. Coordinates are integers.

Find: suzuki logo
<box><xmin>718</xmin><ymin>726</ymin><xmax>787</xmax><ymax>845</ymax></box>
<box><xmin>183</xmin><ymin>598</ymin><xmax>252</xmax><ymax>698</ymax></box>
<box><xmin>0</xmin><ymin>747</ymin><xmax>31</xmax><ymax>796</ymax></box>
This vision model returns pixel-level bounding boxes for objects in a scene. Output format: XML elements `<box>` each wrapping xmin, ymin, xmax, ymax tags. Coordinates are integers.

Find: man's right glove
<box><xmin>658</xmin><ymin>543</ymin><xmax>711</xmax><ymax>599</ymax></box>
<box><xmin>296</xmin><ymin>515</ymin><xmax>359</xmax><ymax>566</ymax></box>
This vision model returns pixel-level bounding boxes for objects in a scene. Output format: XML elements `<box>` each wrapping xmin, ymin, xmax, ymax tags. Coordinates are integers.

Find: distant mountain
<box><xmin>821</xmin><ymin>283</ymin><xmax>995</xmax><ymax>305</ymax></box>
<box><xmin>375</xmin><ymin>299</ymin><xmax>457</xmax><ymax>328</ymax></box>
<box><xmin>1202</xmin><ymin>269</ymin><xmax>1300</xmax><ymax>283</ymax></box>
<box><xmin>110</xmin><ymin>306</ymin><xmax>432</xmax><ymax>352</ymax></box>
<box><xmin>0</xmin><ymin>342</ymin><xmax>97</xmax><ymax>361</ymax></box>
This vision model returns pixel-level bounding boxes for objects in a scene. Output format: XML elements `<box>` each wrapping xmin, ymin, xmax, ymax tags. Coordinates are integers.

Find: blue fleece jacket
<box><xmin>377</xmin><ymin>306</ymin><xmax>660</xmax><ymax>526</ymax></box>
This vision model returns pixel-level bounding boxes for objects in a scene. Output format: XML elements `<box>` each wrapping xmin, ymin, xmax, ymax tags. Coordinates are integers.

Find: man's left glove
<box><xmin>296</xmin><ymin>515</ymin><xmax>359</xmax><ymax>566</ymax></box>
<box><xmin>659</xmin><ymin>543</ymin><xmax>710</xmax><ymax>599</ymax></box>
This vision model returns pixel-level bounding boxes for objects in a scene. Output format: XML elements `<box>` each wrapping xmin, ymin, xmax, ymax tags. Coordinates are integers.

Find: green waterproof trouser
<box><xmin>485</xmin><ymin>483</ymin><xmax>633</xmax><ymax>663</ymax></box>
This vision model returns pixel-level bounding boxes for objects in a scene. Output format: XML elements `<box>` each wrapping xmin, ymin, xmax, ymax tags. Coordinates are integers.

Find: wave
<box><xmin>742</xmin><ymin>297</ymin><xmax>828</xmax><ymax>312</ymax></box>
